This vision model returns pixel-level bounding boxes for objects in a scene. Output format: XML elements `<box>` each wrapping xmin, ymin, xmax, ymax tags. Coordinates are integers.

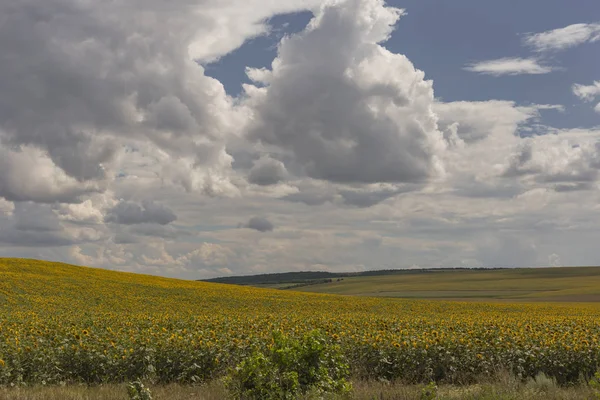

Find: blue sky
<box><xmin>204</xmin><ymin>11</ymin><xmax>314</xmax><ymax>97</ymax></box>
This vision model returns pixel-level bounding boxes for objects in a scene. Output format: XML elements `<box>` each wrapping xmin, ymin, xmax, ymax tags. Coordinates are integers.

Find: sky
<box><xmin>0</xmin><ymin>0</ymin><xmax>599</xmax><ymax>279</ymax></box>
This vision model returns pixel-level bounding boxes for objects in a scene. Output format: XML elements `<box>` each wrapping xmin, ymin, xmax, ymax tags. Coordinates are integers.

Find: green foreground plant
<box><xmin>224</xmin><ymin>330</ymin><xmax>352</xmax><ymax>399</ymax></box>
<box><xmin>588</xmin><ymin>371</ymin><xmax>600</xmax><ymax>399</ymax></box>
<box><xmin>127</xmin><ymin>379</ymin><xmax>153</xmax><ymax>400</ymax></box>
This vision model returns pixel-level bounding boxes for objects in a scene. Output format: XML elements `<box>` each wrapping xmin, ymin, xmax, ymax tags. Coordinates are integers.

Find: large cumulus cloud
<box><xmin>0</xmin><ymin>147</ymin><xmax>105</xmax><ymax>203</ymax></box>
<box><xmin>244</xmin><ymin>0</ymin><xmax>446</xmax><ymax>185</ymax></box>
<box><xmin>0</xmin><ymin>0</ymin><xmax>328</xmax><ymax>203</ymax></box>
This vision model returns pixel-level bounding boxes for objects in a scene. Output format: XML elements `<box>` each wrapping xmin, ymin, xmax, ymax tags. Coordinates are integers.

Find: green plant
<box><xmin>225</xmin><ymin>330</ymin><xmax>351</xmax><ymax>399</ymax></box>
<box><xmin>526</xmin><ymin>372</ymin><xmax>557</xmax><ymax>393</ymax></box>
<box><xmin>127</xmin><ymin>379</ymin><xmax>153</xmax><ymax>400</ymax></box>
<box><xmin>420</xmin><ymin>381</ymin><xmax>437</xmax><ymax>400</ymax></box>
<box><xmin>589</xmin><ymin>371</ymin><xmax>600</xmax><ymax>399</ymax></box>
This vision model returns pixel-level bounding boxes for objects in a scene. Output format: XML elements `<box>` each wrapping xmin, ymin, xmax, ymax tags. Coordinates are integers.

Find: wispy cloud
<box><xmin>464</xmin><ymin>57</ymin><xmax>555</xmax><ymax>76</ymax></box>
<box><xmin>523</xmin><ymin>23</ymin><xmax>600</xmax><ymax>52</ymax></box>
<box><xmin>533</xmin><ymin>104</ymin><xmax>565</xmax><ymax>112</ymax></box>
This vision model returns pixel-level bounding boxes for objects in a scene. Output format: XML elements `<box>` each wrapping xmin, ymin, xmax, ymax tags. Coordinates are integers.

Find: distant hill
<box><xmin>3</xmin><ymin>258</ymin><xmax>600</xmax><ymax>303</ymax></box>
<box><xmin>200</xmin><ymin>267</ymin><xmax>504</xmax><ymax>288</ymax></box>
<box><xmin>202</xmin><ymin>266</ymin><xmax>600</xmax><ymax>302</ymax></box>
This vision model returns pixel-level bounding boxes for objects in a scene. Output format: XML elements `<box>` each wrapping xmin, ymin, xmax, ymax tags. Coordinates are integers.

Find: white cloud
<box><xmin>433</xmin><ymin>100</ymin><xmax>598</xmax><ymax>215</ymax></box>
<box><xmin>56</xmin><ymin>199</ymin><xmax>107</xmax><ymax>225</ymax></box>
<box><xmin>435</xmin><ymin>100</ymin><xmax>545</xmax><ymax>143</ymax></box>
<box><xmin>534</xmin><ymin>104</ymin><xmax>566</xmax><ymax>112</ymax></box>
<box><xmin>572</xmin><ymin>81</ymin><xmax>600</xmax><ymax>113</ymax></box>
<box><xmin>245</xmin><ymin>0</ymin><xmax>445</xmax><ymax>185</ymax></box>
<box><xmin>0</xmin><ymin>0</ymin><xmax>330</xmax><ymax>203</ymax></box>
<box><xmin>464</xmin><ymin>58</ymin><xmax>555</xmax><ymax>76</ymax></box>
<box><xmin>523</xmin><ymin>23</ymin><xmax>600</xmax><ymax>52</ymax></box>
<box><xmin>0</xmin><ymin>0</ymin><xmax>231</xmax><ymax>199</ymax></box>
<box><xmin>573</xmin><ymin>81</ymin><xmax>600</xmax><ymax>102</ymax></box>
<box><xmin>179</xmin><ymin>243</ymin><xmax>236</xmax><ymax>268</ymax></box>
<box><xmin>0</xmin><ymin>147</ymin><xmax>105</xmax><ymax>203</ymax></box>
<box><xmin>105</xmin><ymin>200</ymin><xmax>177</xmax><ymax>225</ymax></box>
<box><xmin>187</xmin><ymin>0</ymin><xmax>325</xmax><ymax>63</ymax></box>
<box><xmin>501</xmin><ymin>130</ymin><xmax>600</xmax><ymax>190</ymax></box>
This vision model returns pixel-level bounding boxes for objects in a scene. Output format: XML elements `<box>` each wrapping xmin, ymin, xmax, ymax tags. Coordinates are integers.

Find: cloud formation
<box><xmin>0</xmin><ymin>203</ymin><xmax>77</xmax><ymax>247</ymax></box>
<box><xmin>523</xmin><ymin>23</ymin><xmax>600</xmax><ymax>52</ymax></box>
<box><xmin>573</xmin><ymin>81</ymin><xmax>600</xmax><ymax>114</ymax></box>
<box><xmin>0</xmin><ymin>0</ymin><xmax>331</xmax><ymax>202</ymax></box>
<box><xmin>244</xmin><ymin>217</ymin><xmax>274</xmax><ymax>232</ymax></box>
<box><xmin>435</xmin><ymin>100</ymin><xmax>548</xmax><ymax>143</ymax></box>
<box><xmin>573</xmin><ymin>81</ymin><xmax>600</xmax><ymax>101</ymax></box>
<box><xmin>247</xmin><ymin>156</ymin><xmax>288</xmax><ymax>186</ymax></box>
<box><xmin>245</xmin><ymin>0</ymin><xmax>445</xmax><ymax>185</ymax></box>
<box><xmin>465</xmin><ymin>22</ymin><xmax>600</xmax><ymax>77</ymax></box>
<box><xmin>105</xmin><ymin>201</ymin><xmax>177</xmax><ymax>225</ymax></box>
<box><xmin>0</xmin><ymin>147</ymin><xmax>104</xmax><ymax>204</ymax></box>
<box><xmin>464</xmin><ymin>58</ymin><xmax>555</xmax><ymax>76</ymax></box>
<box><xmin>501</xmin><ymin>132</ymin><xmax>600</xmax><ymax>191</ymax></box>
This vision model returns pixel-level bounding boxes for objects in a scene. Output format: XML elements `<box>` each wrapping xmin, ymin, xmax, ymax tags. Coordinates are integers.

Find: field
<box><xmin>296</xmin><ymin>267</ymin><xmax>600</xmax><ymax>302</ymax></box>
<box><xmin>214</xmin><ymin>267</ymin><xmax>600</xmax><ymax>302</ymax></box>
<box><xmin>3</xmin><ymin>259</ymin><xmax>600</xmax><ymax>398</ymax></box>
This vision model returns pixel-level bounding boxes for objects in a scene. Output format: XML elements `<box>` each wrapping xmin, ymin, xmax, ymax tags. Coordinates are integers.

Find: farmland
<box><xmin>210</xmin><ymin>267</ymin><xmax>600</xmax><ymax>302</ymax></box>
<box><xmin>297</xmin><ymin>267</ymin><xmax>600</xmax><ymax>301</ymax></box>
<box><xmin>2</xmin><ymin>259</ymin><xmax>600</xmax><ymax>398</ymax></box>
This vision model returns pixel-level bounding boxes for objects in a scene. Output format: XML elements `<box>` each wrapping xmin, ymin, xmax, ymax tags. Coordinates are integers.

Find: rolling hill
<box><xmin>205</xmin><ymin>266</ymin><xmax>600</xmax><ymax>302</ymax></box>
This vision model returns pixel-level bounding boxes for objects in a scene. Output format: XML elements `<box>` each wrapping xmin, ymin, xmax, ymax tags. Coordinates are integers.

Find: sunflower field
<box><xmin>1</xmin><ymin>258</ymin><xmax>600</xmax><ymax>388</ymax></box>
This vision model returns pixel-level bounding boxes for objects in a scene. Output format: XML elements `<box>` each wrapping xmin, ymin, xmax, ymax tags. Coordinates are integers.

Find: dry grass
<box><xmin>0</xmin><ymin>377</ymin><xmax>597</xmax><ymax>400</ymax></box>
<box><xmin>0</xmin><ymin>382</ymin><xmax>228</xmax><ymax>400</ymax></box>
<box><xmin>0</xmin><ymin>385</ymin><xmax>126</xmax><ymax>400</ymax></box>
<box><xmin>350</xmin><ymin>376</ymin><xmax>597</xmax><ymax>399</ymax></box>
